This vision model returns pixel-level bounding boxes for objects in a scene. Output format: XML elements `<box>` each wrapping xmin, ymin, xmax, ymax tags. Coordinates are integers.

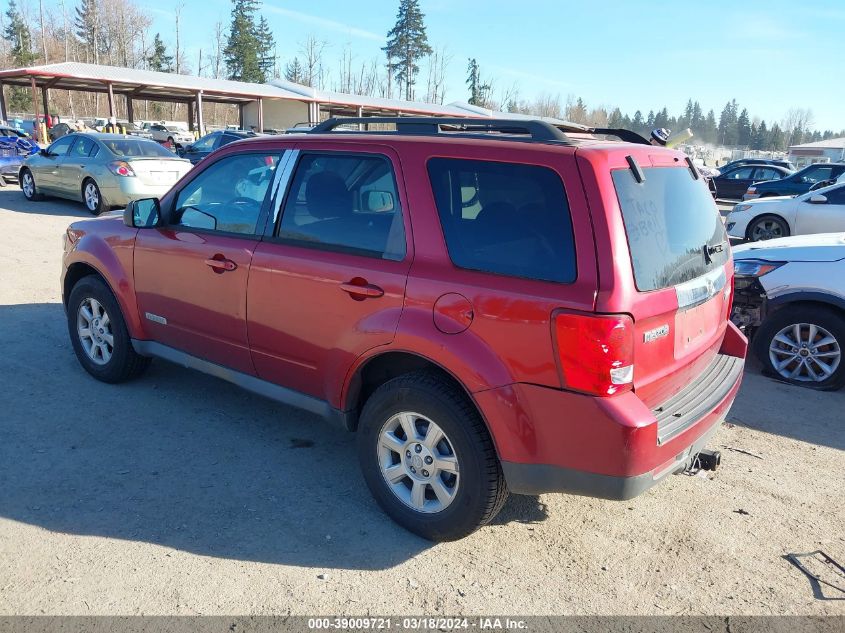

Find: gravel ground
<box><xmin>0</xmin><ymin>188</ymin><xmax>843</xmax><ymax>616</ymax></box>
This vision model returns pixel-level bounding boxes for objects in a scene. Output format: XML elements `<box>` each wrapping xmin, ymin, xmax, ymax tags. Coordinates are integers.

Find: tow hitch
<box><xmin>686</xmin><ymin>448</ymin><xmax>721</xmax><ymax>473</ymax></box>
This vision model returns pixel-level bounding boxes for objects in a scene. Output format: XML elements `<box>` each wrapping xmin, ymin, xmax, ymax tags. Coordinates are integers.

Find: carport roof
<box><xmin>0</xmin><ymin>61</ymin><xmax>306</xmax><ymax>104</ymax></box>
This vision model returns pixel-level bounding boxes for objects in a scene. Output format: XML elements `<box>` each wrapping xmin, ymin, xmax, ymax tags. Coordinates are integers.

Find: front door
<box><xmin>796</xmin><ymin>185</ymin><xmax>845</xmax><ymax>234</ymax></box>
<box><xmin>247</xmin><ymin>147</ymin><xmax>411</xmax><ymax>403</ymax></box>
<box><xmin>57</xmin><ymin>134</ymin><xmax>98</xmax><ymax>198</ymax></box>
<box><xmin>134</xmin><ymin>150</ymin><xmax>282</xmax><ymax>374</ymax></box>
<box><xmin>35</xmin><ymin>135</ymin><xmax>75</xmax><ymax>192</ymax></box>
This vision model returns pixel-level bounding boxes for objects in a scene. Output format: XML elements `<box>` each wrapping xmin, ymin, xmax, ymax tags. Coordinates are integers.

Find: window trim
<box><xmin>425</xmin><ymin>156</ymin><xmax>578</xmax><ymax>284</ymax></box>
<box><xmin>163</xmin><ymin>149</ymin><xmax>285</xmax><ymax>240</ymax></box>
<box><xmin>269</xmin><ymin>149</ymin><xmax>409</xmax><ymax>262</ymax></box>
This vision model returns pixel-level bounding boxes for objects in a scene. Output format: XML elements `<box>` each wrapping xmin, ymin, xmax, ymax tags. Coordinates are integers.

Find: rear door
<box><xmin>247</xmin><ymin>144</ymin><xmax>411</xmax><ymax>403</ymax></box>
<box><xmin>595</xmin><ymin>149</ymin><xmax>732</xmax><ymax>407</ymax></box>
<box><xmin>133</xmin><ymin>149</ymin><xmax>282</xmax><ymax>373</ymax></box>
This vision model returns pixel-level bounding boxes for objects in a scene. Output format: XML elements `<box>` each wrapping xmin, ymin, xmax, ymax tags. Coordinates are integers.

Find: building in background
<box><xmin>788</xmin><ymin>137</ymin><xmax>845</xmax><ymax>168</ymax></box>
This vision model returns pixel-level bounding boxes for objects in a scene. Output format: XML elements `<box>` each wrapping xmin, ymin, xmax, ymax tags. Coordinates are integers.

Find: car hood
<box><xmin>746</xmin><ymin>194</ymin><xmax>794</xmax><ymax>204</ymax></box>
<box><xmin>733</xmin><ymin>233</ymin><xmax>845</xmax><ymax>262</ymax></box>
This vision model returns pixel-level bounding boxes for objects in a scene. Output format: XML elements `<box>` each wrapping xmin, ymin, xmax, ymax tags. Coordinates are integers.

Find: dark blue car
<box><xmin>0</xmin><ymin>134</ymin><xmax>39</xmax><ymax>187</ymax></box>
<box><xmin>745</xmin><ymin>162</ymin><xmax>845</xmax><ymax>200</ymax></box>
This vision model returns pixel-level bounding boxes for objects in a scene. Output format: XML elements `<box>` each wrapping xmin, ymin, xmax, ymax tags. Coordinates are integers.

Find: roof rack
<box><xmin>308</xmin><ymin>117</ymin><xmax>651</xmax><ymax>146</ymax></box>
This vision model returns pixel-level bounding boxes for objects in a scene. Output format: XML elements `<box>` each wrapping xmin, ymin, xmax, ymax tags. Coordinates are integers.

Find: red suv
<box><xmin>61</xmin><ymin>117</ymin><xmax>747</xmax><ymax>540</ymax></box>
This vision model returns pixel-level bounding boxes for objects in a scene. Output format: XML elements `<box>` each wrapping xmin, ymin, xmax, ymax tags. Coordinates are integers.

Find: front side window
<box><xmin>191</xmin><ymin>134</ymin><xmax>218</xmax><ymax>151</ymax></box>
<box><xmin>47</xmin><ymin>136</ymin><xmax>74</xmax><ymax>156</ymax></box>
<box><xmin>823</xmin><ymin>185</ymin><xmax>845</xmax><ymax>205</ymax></box>
<box><xmin>277</xmin><ymin>153</ymin><xmax>406</xmax><ymax>260</ymax></box>
<box><xmin>173</xmin><ymin>152</ymin><xmax>279</xmax><ymax>234</ymax></box>
<box><xmin>427</xmin><ymin>158</ymin><xmax>576</xmax><ymax>283</ymax></box>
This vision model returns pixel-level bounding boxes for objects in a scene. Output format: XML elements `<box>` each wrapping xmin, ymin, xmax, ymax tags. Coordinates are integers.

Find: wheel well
<box><xmin>347</xmin><ymin>352</ymin><xmax>480</xmax><ymax>431</ymax></box>
<box><xmin>63</xmin><ymin>263</ymin><xmax>104</xmax><ymax>307</ymax></box>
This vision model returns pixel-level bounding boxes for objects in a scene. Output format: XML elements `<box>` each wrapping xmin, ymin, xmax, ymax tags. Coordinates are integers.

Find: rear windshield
<box><xmin>101</xmin><ymin>139</ymin><xmax>175</xmax><ymax>158</ymax></box>
<box><xmin>427</xmin><ymin>158</ymin><xmax>576</xmax><ymax>283</ymax></box>
<box><xmin>613</xmin><ymin>166</ymin><xmax>727</xmax><ymax>291</ymax></box>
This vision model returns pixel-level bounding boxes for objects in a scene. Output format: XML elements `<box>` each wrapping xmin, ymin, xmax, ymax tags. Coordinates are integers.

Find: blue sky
<box><xmin>150</xmin><ymin>0</ymin><xmax>845</xmax><ymax>130</ymax></box>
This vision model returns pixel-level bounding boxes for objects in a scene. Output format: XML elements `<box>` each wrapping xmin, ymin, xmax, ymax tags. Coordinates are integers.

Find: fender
<box><xmin>338</xmin><ymin>305</ymin><xmax>516</xmax><ymax>412</ymax></box>
<box><xmin>766</xmin><ymin>290</ymin><xmax>845</xmax><ymax>313</ymax></box>
<box><xmin>65</xmin><ymin>230</ymin><xmax>146</xmax><ymax>339</ymax></box>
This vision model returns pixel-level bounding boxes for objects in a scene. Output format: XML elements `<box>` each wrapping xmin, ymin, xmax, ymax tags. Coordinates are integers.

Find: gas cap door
<box><xmin>433</xmin><ymin>293</ymin><xmax>474</xmax><ymax>334</ymax></box>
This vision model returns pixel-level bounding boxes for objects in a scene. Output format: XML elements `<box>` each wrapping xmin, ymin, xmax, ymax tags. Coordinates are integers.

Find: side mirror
<box><xmin>808</xmin><ymin>194</ymin><xmax>828</xmax><ymax>204</ymax></box>
<box><xmin>124</xmin><ymin>198</ymin><xmax>161</xmax><ymax>228</ymax></box>
<box><xmin>39</xmin><ymin>148</ymin><xmax>50</xmax><ymax>157</ymax></box>
<box><xmin>361</xmin><ymin>190</ymin><xmax>395</xmax><ymax>213</ymax></box>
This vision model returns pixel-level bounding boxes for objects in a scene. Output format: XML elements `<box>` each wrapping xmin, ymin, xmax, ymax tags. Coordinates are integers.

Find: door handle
<box><xmin>204</xmin><ymin>257</ymin><xmax>237</xmax><ymax>272</ymax></box>
<box><xmin>340</xmin><ymin>279</ymin><xmax>384</xmax><ymax>299</ymax></box>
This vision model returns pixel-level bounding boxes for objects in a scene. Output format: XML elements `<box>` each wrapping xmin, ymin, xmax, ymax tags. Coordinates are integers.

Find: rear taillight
<box><xmin>554</xmin><ymin>312</ymin><xmax>634</xmax><ymax>396</ymax></box>
<box><xmin>107</xmin><ymin>160</ymin><xmax>135</xmax><ymax>177</ymax></box>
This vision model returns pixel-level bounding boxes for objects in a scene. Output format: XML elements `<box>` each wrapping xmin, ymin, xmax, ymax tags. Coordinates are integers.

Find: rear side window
<box><xmin>427</xmin><ymin>158</ymin><xmax>576</xmax><ymax>283</ymax></box>
<box><xmin>613</xmin><ymin>167</ymin><xmax>728</xmax><ymax>292</ymax></box>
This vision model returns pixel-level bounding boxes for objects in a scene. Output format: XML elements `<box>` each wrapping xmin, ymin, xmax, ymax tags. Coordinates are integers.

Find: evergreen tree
<box><xmin>465</xmin><ymin>58</ymin><xmax>490</xmax><ymax>107</ymax></box>
<box><xmin>717</xmin><ymin>99</ymin><xmax>738</xmax><ymax>146</ymax></box>
<box><xmin>645</xmin><ymin>110</ymin><xmax>655</xmax><ymax>129</ymax></box>
<box><xmin>607</xmin><ymin>108</ymin><xmax>623</xmax><ymax>128</ymax></box>
<box><xmin>75</xmin><ymin>0</ymin><xmax>101</xmax><ymax>63</ymax></box>
<box><xmin>383</xmin><ymin>0</ymin><xmax>432</xmax><ymax>100</ymax></box>
<box><xmin>225</xmin><ymin>0</ymin><xmax>263</xmax><ymax>83</ymax></box>
<box><xmin>654</xmin><ymin>107</ymin><xmax>669</xmax><ymax>130</ymax></box>
<box><xmin>769</xmin><ymin>124</ymin><xmax>785</xmax><ymax>151</ymax></box>
<box><xmin>3</xmin><ymin>0</ymin><xmax>37</xmax><ymax>111</ymax></box>
<box><xmin>631</xmin><ymin>110</ymin><xmax>644</xmax><ymax>134</ymax></box>
<box><xmin>680</xmin><ymin>99</ymin><xmax>694</xmax><ymax>129</ymax></box>
<box><xmin>752</xmin><ymin>120</ymin><xmax>768</xmax><ymax>150</ymax></box>
<box><xmin>691</xmin><ymin>101</ymin><xmax>703</xmax><ymax>131</ymax></box>
<box><xmin>736</xmin><ymin>108</ymin><xmax>752</xmax><ymax>147</ymax></box>
<box><xmin>146</xmin><ymin>33</ymin><xmax>174</xmax><ymax>72</ymax></box>
<box><xmin>703</xmin><ymin>109</ymin><xmax>717</xmax><ymax>144</ymax></box>
<box><xmin>255</xmin><ymin>15</ymin><xmax>276</xmax><ymax>80</ymax></box>
<box><xmin>788</xmin><ymin>127</ymin><xmax>803</xmax><ymax>147</ymax></box>
<box><xmin>284</xmin><ymin>57</ymin><xmax>305</xmax><ymax>84</ymax></box>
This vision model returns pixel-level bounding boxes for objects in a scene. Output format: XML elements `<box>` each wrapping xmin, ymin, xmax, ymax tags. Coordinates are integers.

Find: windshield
<box><xmin>165</xmin><ymin>126</ymin><xmax>185</xmax><ymax>132</ymax></box>
<box><xmin>613</xmin><ymin>166</ymin><xmax>728</xmax><ymax>292</ymax></box>
<box><xmin>101</xmin><ymin>139</ymin><xmax>176</xmax><ymax>158</ymax></box>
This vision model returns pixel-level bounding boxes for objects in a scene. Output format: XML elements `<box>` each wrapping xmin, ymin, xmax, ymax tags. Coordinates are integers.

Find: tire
<box><xmin>746</xmin><ymin>214</ymin><xmax>790</xmax><ymax>242</ymax></box>
<box><xmin>20</xmin><ymin>169</ymin><xmax>43</xmax><ymax>201</ymax></box>
<box><xmin>755</xmin><ymin>305</ymin><xmax>845</xmax><ymax>390</ymax></box>
<box><xmin>357</xmin><ymin>371</ymin><xmax>508</xmax><ymax>541</ymax></box>
<box><xmin>82</xmin><ymin>178</ymin><xmax>106</xmax><ymax>215</ymax></box>
<box><xmin>67</xmin><ymin>275</ymin><xmax>151</xmax><ymax>383</ymax></box>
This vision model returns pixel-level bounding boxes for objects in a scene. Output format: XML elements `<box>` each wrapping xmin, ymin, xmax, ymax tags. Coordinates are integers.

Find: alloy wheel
<box><xmin>751</xmin><ymin>219</ymin><xmax>785</xmax><ymax>241</ymax></box>
<box><xmin>77</xmin><ymin>297</ymin><xmax>114</xmax><ymax>365</ymax></box>
<box><xmin>22</xmin><ymin>172</ymin><xmax>34</xmax><ymax>197</ymax></box>
<box><xmin>377</xmin><ymin>411</ymin><xmax>460</xmax><ymax>513</ymax></box>
<box><xmin>84</xmin><ymin>182</ymin><xmax>99</xmax><ymax>212</ymax></box>
<box><xmin>769</xmin><ymin>322</ymin><xmax>841</xmax><ymax>383</ymax></box>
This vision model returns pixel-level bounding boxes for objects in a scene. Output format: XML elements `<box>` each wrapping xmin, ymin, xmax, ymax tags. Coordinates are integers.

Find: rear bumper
<box><xmin>476</xmin><ymin>321</ymin><xmax>747</xmax><ymax>499</ymax></box>
<box><xmin>100</xmin><ymin>178</ymin><xmax>180</xmax><ymax>207</ymax></box>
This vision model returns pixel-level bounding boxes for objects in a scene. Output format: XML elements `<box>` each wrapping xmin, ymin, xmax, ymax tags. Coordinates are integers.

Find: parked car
<box><xmin>20</xmin><ymin>133</ymin><xmax>192</xmax><ymax>214</ymax></box>
<box><xmin>712</xmin><ymin>164</ymin><xmax>793</xmax><ymax>200</ymax></box>
<box><xmin>48</xmin><ymin>122</ymin><xmax>76</xmax><ymax>141</ymax></box>
<box><xmin>0</xmin><ymin>131</ymin><xmax>39</xmax><ymax>186</ymax></box>
<box><xmin>178</xmin><ymin>129</ymin><xmax>257</xmax><ymax>164</ymax></box>
<box><xmin>118</xmin><ymin>121</ymin><xmax>154</xmax><ymax>140</ymax></box>
<box><xmin>744</xmin><ymin>163</ymin><xmax>845</xmax><ymax>200</ymax></box>
<box><xmin>147</xmin><ymin>123</ymin><xmax>194</xmax><ymax>147</ymax></box>
<box><xmin>732</xmin><ymin>234</ymin><xmax>845</xmax><ymax>389</ymax></box>
<box><xmin>718</xmin><ymin>158</ymin><xmax>795</xmax><ymax>173</ymax></box>
<box><xmin>726</xmin><ymin>181</ymin><xmax>845</xmax><ymax>241</ymax></box>
<box><xmin>0</xmin><ymin>124</ymin><xmax>32</xmax><ymax>140</ymax></box>
<box><xmin>60</xmin><ymin>117</ymin><xmax>746</xmax><ymax>540</ymax></box>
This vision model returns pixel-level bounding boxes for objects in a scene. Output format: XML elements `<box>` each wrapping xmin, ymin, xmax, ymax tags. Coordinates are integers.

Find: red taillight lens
<box><xmin>107</xmin><ymin>161</ymin><xmax>135</xmax><ymax>177</ymax></box>
<box><xmin>554</xmin><ymin>312</ymin><xmax>634</xmax><ymax>396</ymax></box>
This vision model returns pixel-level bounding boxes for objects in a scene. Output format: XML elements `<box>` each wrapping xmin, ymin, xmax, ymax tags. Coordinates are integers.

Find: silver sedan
<box><xmin>20</xmin><ymin>133</ymin><xmax>192</xmax><ymax>214</ymax></box>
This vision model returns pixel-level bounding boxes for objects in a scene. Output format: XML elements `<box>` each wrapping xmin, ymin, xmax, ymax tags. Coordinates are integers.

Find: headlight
<box><xmin>733</xmin><ymin>204</ymin><xmax>752</xmax><ymax>213</ymax></box>
<box><xmin>734</xmin><ymin>259</ymin><xmax>784</xmax><ymax>277</ymax></box>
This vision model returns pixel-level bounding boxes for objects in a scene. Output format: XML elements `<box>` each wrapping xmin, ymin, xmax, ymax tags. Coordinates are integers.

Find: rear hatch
<box><xmin>590</xmin><ymin>148</ymin><xmax>733</xmax><ymax>408</ymax></box>
<box><xmin>128</xmin><ymin>158</ymin><xmax>191</xmax><ymax>187</ymax></box>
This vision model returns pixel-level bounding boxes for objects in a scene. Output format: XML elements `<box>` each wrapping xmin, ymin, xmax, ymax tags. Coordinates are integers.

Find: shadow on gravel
<box><xmin>0</xmin><ymin>188</ymin><xmax>90</xmax><ymax>218</ymax></box>
<box><xmin>0</xmin><ymin>302</ymin><xmax>544</xmax><ymax>570</ymax></box>
<box><xmin>727</xmin><ymin>356</ymin><xmax>845</xmax><ymax>452</ymax></box>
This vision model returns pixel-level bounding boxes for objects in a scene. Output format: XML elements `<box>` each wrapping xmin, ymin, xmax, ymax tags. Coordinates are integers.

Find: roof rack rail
<box><xmin>309</xmin><ymin>116</ymin><xmax>652</xmax><ymax>146</ymax></box>
<box><xmin>310</xmin><ymin>117</ymin><xmax>570</xmax><ymax>142</ymax></box>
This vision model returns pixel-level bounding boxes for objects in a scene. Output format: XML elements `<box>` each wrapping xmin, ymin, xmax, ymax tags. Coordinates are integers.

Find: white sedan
<box><xmin>725</xmin><ymin>181</ymin><xmax>845</xmax><ymax>241</ymax></box>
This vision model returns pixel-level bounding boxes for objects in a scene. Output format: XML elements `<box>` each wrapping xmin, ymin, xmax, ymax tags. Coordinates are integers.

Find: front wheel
<box><xmin>756</xmin><ymin>306</ymin><xmax>845</xmax><ymax>390</ymax></box>
<box><xmin>357</xmin><ymin>371</ymin><xmax>508</xmax><ymax>541</ymax></box>
<box><xmin>20</xmin><ymin>169</ymin><xmax>43</xmax><ymax>200</ymax></box>
<box><xmin>67</xmin><ymin>276</ymin><xmax>150</xmax><ymax>383</ymax></box>
<box><xmin>747</xmin><ymin>215</ymin><xmax>789</xmax><ymax>241</ymax></box>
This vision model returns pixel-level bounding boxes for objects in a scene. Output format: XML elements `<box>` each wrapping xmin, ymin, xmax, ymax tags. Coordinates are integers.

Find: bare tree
<box><xmin>424</xmin><ymin>45</ymin><xmax>450</xmax><ymax>104</ymax></box>
<box><xmin>300</xmin><ymin>34</ymin><xmax>327</xmax><ymax>89</ymax></box>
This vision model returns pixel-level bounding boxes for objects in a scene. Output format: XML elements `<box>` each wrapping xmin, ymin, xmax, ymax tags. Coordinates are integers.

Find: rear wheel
<box><xmin>756</xmin><ymin>306</ymin><xmax>845</xmax><ymax>390</ymax></box>
<box><xmin>82</xmin><ymin>178</ymin><xmax>106</xmax><ymax>215</ymax></box>
<box><xmin>357</xmin><ymin>371</ymin><xmax>508</xmax><ymax>541</ymax></box>
<box><xmin>747</xmin><ymin>215</ymin><xmax>789</xmax><ymax>241</ymax></box>
<box><xmin>67</xmin><ymin>276</ymin><xmax>150</xmax><ymax>383</ymax></box>
<box><xmin>20</xmin><ymin>169</ymin><xmax>43</xmax><ymax>201</ymax></box>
